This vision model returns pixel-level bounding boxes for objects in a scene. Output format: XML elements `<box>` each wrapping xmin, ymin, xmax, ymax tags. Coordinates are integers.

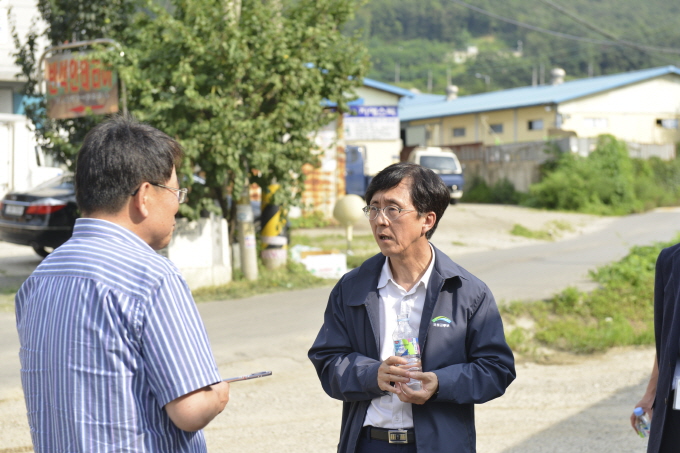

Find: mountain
<box><xmin>345</xmin><ymin>0</ymin><xmax>680</xmax><ymax>95</ymax></box>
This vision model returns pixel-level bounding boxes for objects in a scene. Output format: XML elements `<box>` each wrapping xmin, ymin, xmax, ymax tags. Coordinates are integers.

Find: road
<box><xmin>2</xmin><ymin>206</ymin><xmax>677</xmax><ymax>451</ymax></box>
<box><xmin>443</xmin><ymin>207</ymin><xmax>680</xmax><ymax>303</ymax></box>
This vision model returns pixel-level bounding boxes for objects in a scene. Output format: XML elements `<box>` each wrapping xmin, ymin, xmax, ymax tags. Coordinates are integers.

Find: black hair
<box><xmin>364</xmin><ymin>162</ymin><xmax>449</xmax><ymax>239</ymax></box>
<box><xmin>75</xmin><ymin>115</ymin><xmax>183</xmax><ymax>215</ymax></box>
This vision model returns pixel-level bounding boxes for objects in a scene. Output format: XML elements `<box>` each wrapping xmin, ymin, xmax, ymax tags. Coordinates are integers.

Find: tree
<box><xmin>13</xmin><ymin>0</ymin><xmax>368</xmax><ymax>234</ymax></box>
<box><xmin>11</xmin><ymin>0</ymin><xmax>138</xmax><ymax>166</ymax></box>
<box><xmin>117</xmin><ymin>0</ymin><xmax>368</xmax><ymax>228</ymax></box>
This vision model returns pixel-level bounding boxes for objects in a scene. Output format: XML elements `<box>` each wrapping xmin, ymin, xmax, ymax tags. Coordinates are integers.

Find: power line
<box><xmin>537</xmin><ymin>0</ymin><xmax>680</xmax><ymax>55</ymax></box>
<box><xmin>450</xmin><ymin>0</ymin><xmax>680</xmax><ymax>55</ymax></box>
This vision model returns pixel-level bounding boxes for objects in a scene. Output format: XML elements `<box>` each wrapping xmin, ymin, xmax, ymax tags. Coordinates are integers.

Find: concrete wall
<box><xmin>457</xmin><ymin>137</ymin><xmax>677</xmax><ymax>193</ymax></box>
<box><xmin>165</xmin><ymin>215</ymin><xmax>232</xmax><ymax>289</ymax></box>
<box><xmin>456</xmin><ymin>141</ymin><xmax>553</xmax><ymax>192</ymax></box>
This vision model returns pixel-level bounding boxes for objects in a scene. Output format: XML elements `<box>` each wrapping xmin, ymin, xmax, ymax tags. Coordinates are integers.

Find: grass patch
<box><xmin>500</xmin><ymin>236</ymin><xmax>670</xmax><ymax>356</ymax></box>
<box><xmin>287</xmin><ymin>211</ymin><xmax>334</xmax><ymax>229</ymax></box>
<box><xmin>510</xmin><ymin>224</ymin><xmax>552</xmax><ymax>241</ymax></box>
<box><xmin>510</xmin><ymin>220</ymin><xmax>574</xmax><ymax>241</ymax></box>
<box><xmin>290</xmin><ymin>231</ymin><xmax>380</xmax><ymax>269</ymax></box>
<box><xmin>192</xmin><ymin>260</ymin><xmax>334</xmax><ymax>302</ymax></box>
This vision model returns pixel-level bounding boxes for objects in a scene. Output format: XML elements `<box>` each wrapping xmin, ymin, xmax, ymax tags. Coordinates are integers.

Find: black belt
<box><xmin>364</xmin><ymin>426</ymin><xmax>416</xmax><ymax>444</ymax></box>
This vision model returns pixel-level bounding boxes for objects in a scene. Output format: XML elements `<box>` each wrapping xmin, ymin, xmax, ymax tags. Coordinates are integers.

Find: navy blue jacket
<box><xmin>649</xmin><ymin>243</ymin><xmax>680</xmax><ymax>453</ymax></box>
<box><xmin>308</xmin><ymin>245</ymin><xmax>516</xmax><ymax>453</ymax></box>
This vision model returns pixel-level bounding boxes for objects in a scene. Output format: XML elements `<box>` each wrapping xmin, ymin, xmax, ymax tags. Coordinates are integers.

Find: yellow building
<box><xmin>401</xmin><ymin>66</ymin><xmax>680</xmax><ymax>152</ymax></box>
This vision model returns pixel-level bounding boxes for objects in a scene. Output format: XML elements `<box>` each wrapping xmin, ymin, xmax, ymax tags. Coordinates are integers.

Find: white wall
<box><xmin>346</xmin><ymin>139</ymin><xmax>402</xmax><ymax>175</ymax></box>
<box><xmin>0</xmin><ymin>113</ymin><xmax>62</xmax><ymax>196</ymax></box>
<box><xmin>353</xmin><ymin>86</ymin><xmax>400</xmax><ymax>106</ymax></box>
<box><xmin>559</xmin><ymin>75</ymin><xmax>680</xmax><ymax>145</ymax></box>
<box><xmin>165</xmin><ymin>215</ymin><xmax>232</xmax><ymax>289</ymax></box>
<box><xmin>1</xmin><ymin>0</ymin><xmax>46</xmax><ymax>84</ymax></box>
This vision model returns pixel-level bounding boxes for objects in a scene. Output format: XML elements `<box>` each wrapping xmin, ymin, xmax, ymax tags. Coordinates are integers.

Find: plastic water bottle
<box><xmin>392</xmin><ymin>309</ymin><xmax>422</xmax><ymax>391</ymax></box>
<box><xmin>634</xmin><ymin>407</ymin><xmax>651</xmax><ymax>438</ymax></box>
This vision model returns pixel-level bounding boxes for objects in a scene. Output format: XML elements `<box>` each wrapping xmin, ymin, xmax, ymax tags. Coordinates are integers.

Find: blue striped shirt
<box><xmin>16</xmin><ymin>218</ymin><xmax>222</xmax><ymax>452</ymax></box>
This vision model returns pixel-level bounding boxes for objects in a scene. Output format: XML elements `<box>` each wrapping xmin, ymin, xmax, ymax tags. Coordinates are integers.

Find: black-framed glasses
<box><xmin>362</xmin><ymin>205</ymin><xmax>416</xmax><ymax>221</ymax></box>
<box><xmin>131</xmin><ymin>183</ymin><xmax>188</xmax><ymax>204</ymax></box>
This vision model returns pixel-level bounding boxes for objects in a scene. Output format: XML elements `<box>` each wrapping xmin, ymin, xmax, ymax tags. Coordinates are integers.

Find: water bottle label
<box><xmin>394</xmin><ymin>337</ymin><xmax>420</xmax><ymax>356</ymax></box>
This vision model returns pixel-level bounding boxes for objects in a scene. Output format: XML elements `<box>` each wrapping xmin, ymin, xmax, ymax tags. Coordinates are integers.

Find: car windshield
<box><xmin>31</xmin><ymin>174</ymin><xmax>74</xmax><ymax>191</ymax></box>
<box><xmin>420</xmin><ymin>156</ymin><xmax>459</xmax><ymax>173</ymax></box>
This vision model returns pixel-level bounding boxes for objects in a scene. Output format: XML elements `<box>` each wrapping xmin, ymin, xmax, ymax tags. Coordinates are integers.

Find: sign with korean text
<box><xmin>343</xmin><ymin>106</ymin><xmax>400</xmax><ymax>141</ymax></box>
<box><xmin>45</xmin><ymin>51</ymin><xmax>119</xmax><ymax>119</ymax></box>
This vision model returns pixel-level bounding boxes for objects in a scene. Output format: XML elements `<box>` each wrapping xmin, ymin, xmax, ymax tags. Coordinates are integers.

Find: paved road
<box><xmin>2</xmin><ymin>207</ymin><xmax>675</xmax><ymax>451</ymax></box>
<box><xmin>437</xmin><ymin>207</ymin><xmax>680</xmax><ymax>303</ymax></box>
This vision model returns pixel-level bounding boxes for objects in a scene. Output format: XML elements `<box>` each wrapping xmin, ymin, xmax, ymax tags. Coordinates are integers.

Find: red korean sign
<box><xmin>44</xmin><ymin>52</ymin><xmax>119</xmax><ymax>119</ymax></box>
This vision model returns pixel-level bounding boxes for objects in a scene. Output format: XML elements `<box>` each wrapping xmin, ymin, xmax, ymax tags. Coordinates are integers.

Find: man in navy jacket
<box><xmin>309</xmin><ymin>162</ymin><xmax>515</xmax><ymax>453</ymax></box>
<box><xmin>632</xmin><ymin>243</ymin><xmax>680</xmax><ymax>452</ymax></box>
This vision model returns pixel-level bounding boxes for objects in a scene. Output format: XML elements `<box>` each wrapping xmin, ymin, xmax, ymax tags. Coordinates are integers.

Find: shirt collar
<box><xmin>377</xmin><ymin>243</ymin><xmax>436</xmax><ymax>293</ymax></box>
<box><xmin>72</xmin><ymin>218</ymin><xmax>155</xmax><ymax>252</ymax></box>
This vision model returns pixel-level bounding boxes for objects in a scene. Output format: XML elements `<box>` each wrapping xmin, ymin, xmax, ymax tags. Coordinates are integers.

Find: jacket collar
<box><xmin>345</xmin><ymin>244</ymin><xmax>466</xmax><ymax>353</ymax></box>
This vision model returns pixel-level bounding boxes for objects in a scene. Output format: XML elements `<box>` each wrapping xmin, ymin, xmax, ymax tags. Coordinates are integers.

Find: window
<box><xmin>452</xmin><ymin>127</ymin><xmax>466</xmax><ymax>137</ymax></box>
<box><xmin>583</xmin><ymin>117</ymin><xmax>608</xmax><ymax>128</ymax></box>
<box><xmin>657</xmin><ymin>119</ymin><xmax>679</xmax><ymax>129</ymax></box>
<box><xmin>528</xmin><ymin>119</ymin><xmax>544</xmax><ymax>130</ymax></box>
<box><xmin>489</xmin><ymin>123</ymin><xmax>503</xmax><ymax>134</ymax></box>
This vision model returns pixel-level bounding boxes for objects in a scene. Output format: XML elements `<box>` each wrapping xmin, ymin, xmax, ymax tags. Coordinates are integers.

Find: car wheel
<box><xmin>31</xmin><ymin>244</ymin><xmax>52</xmax><ymax>258</ymax></box>
<box><xmin>450</xmin><ymin>199</ymin><xmax>458</xmax><ymax>205</ymax></box>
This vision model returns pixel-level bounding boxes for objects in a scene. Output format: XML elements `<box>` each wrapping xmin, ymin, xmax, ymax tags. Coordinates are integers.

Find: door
<box><xmin>345</xmin><ymin>145</ymin><xmax>366</xmax><ymax>197</ymax></box>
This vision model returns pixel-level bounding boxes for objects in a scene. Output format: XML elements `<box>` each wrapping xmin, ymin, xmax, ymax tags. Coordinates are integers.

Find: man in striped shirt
<box><xmin>15</xmin><ymin>116</ymin><xmax>230</xmax><ymax>452</ymax></box>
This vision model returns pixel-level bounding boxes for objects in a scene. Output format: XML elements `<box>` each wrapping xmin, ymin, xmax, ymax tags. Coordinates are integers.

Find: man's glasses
<box><xmin>131</xmin><ymin>183</ymin><xmax>188</xmax><ymax>204</ymax></box>
<box><xmin>362</xmin><ymin>205</ymin><xmax>416</xmax><ymax>221</ymax></box>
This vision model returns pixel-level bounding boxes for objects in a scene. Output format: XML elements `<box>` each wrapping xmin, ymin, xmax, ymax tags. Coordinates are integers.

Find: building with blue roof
<box><xmin>400</xmin><ymin>66</ymin><xmax>680</xmax><ymax>150</ymax></box>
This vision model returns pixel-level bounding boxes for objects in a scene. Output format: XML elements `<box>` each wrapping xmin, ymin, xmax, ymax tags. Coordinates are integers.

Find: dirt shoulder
<box><xmin>298</xmin><ymin>203</ymin><xmax>615</xmax><ymax>256</ymax></box>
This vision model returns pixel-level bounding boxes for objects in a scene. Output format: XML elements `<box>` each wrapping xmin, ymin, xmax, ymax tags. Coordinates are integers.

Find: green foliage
<box><xmin>120</xmin><ymin>0</ymin><xmax>368</xmax><ymax>222</ymax></box>
<box><xmin>524</xmin><ymin>135</ymin><xmax>680</xmax><ymax>215</ymax></box>
<box><xmin>11</xmin><ymin>0</ymin><xmax>139</xmax><ymax>166</ymax></box>
<box><xmin>288</xmin><ymin>211</ymin><xmax>333</xmax><ymax>229</ymax></box>
<box><xmin>461</xmin><ymin>176</ymin><xmax>522</xmax><ymax>204</ymax></box>
<box><xmin>13</xmin><ymin>0</ymin><xmax>368</xmax><ymax>228</ymax></box>
<box><xmin>510</xmin><ymin>224</ymin><xmax>552</xmax><ymax>241</ymax></box>
<box><xmin>346</xmin><ymin>0</ymin><xmax>680</xmax><ymax>94</ymax></box>
<box><xmin>510</xmin><ymin>220</ymin><xmax>574</xmax><ymax>241</ymax></box>
<box><xmin>501</xmin><ymin>237</ymin><xmax>674</xmax><ymax>355</ymax></box>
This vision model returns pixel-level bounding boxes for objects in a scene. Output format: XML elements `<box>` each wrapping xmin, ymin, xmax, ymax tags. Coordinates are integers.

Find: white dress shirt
<box><xmin>363</xmin><ymin>244</ymin><xmax>435</xmax><ymax>429</ymax></box>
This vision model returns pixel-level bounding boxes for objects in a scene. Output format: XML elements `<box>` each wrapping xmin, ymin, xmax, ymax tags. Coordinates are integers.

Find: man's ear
<box><xmin>422</xmin><ymin>211</ymin><xmax>436</xmax><ymax>236</ymax></box>
<box><xmin>130</xmin><ymin>182</ymin><xmax>152</xmax><ymax>221</ymax></box>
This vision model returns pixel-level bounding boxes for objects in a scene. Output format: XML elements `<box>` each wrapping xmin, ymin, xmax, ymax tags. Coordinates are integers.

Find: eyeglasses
<box><xmin>131</xmin><ymin>183</ymin><xmax>188</xmax><ymax>204</ymax></box>
<box><xmin>362</xmin><ymin>205</ymin><xmax>416</xmax><ymax>221</ymax></box>
<box><xmin>150</xmin><ymin>183</ymin><xmax>188</xmax><ymax>204</ymax></box>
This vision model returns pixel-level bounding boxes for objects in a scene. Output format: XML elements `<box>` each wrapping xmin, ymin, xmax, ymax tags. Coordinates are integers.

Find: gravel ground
<box><xmin>0</xmin><ymin>204</ymin><xmax>656</xmax><ymax>452</ymax></box>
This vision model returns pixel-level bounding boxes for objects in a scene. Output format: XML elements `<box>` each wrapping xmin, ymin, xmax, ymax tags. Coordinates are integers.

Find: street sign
<box><xmin>44</xmin><ymin>51</ymin><xmax>119</xmax><ymax>119</ymax></box>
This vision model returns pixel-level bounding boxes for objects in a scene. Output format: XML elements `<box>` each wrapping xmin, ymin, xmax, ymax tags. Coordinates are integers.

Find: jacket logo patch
<box><xmin>431</xmin><ymin>316</ymin><xmax>451</xmax><ymax>328</ymax></box>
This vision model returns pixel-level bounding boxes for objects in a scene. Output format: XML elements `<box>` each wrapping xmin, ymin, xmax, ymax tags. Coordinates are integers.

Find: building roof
<box><xmin>400</xmin><ymin>65</ymin><xmax>680</xmax><ymax>122</ymax></box>
<box><xmin>362</xmin><ymin>78</ymin><xmax>415</xmax><ymax>98</ymax></box>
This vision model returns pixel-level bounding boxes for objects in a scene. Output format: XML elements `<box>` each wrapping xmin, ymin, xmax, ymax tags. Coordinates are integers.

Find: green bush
<box><xmin>462</xmin><ymin>176</ymin><xmax>522</xmax><ymax>204</ymax></box>
<box><xmin>525</xmin><ymin>135</ymin><xmax>680</xmax><ymax>215</ymax></box>
<box><xmin>500</xmin><ymin>236</ymin><xmax>676</xmax><ymax>355</ymax></box>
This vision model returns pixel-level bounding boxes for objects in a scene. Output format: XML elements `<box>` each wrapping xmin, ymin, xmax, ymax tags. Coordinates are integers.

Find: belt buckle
<box><xmin>388</xmin><ymin>429</ymin><xmax>408</xmax><ymax>444</ymax></box>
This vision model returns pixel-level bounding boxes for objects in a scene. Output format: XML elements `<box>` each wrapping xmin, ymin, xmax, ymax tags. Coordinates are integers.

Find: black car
<box><xmin>0</xmin><ymin>173</ymin><xmax>78</xmax><ymax>257</ymax></box>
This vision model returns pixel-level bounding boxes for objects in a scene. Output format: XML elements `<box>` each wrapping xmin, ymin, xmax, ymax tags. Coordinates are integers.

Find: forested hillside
<box><xmin>345</xmin><ymin>0</ymin><xmax>680</xmax><ymax>95</ymax></box>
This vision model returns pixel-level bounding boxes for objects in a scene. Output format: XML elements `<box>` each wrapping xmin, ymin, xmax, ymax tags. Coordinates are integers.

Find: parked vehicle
<box><xmin>0</xmin><ymin>173</ymin><xmax>269</xmax><ymax>258</ymax></box>
<box><xmin>0</xmin><ymin>173</ymin><xmax>78</xmax><ymax>257</ymax></box>
<box><xmin>407</xmin><ymin>146</ymin><xmax>464</xmax><ymax>204</ymax></box>
<box><xmin>345</xmin><ymin>145</ymin><xmax>464</xmax><ymax>204</ymax></box>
